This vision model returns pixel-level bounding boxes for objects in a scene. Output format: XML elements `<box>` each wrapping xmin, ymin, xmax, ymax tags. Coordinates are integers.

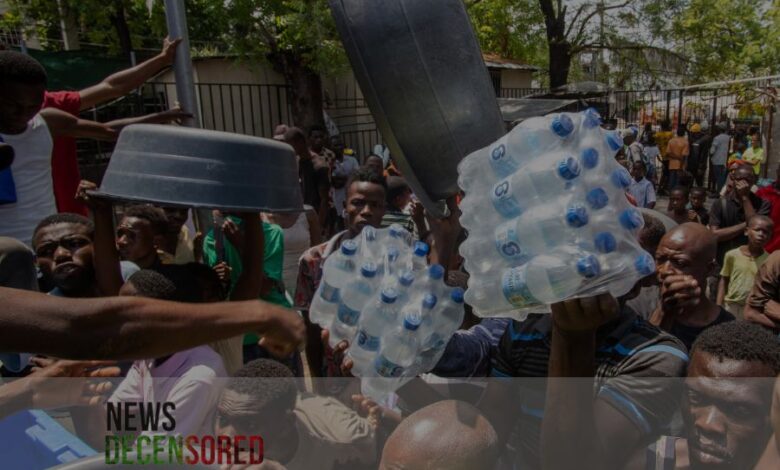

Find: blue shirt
<box><xmin>432</xmin><ymin>318</ymin><xmax>510</xmax><ymax>378</ymax></box>
<box><xmin>628</xmin><ymin>177</ymin><xmax>656</xmax><ymax>208</ymax></box>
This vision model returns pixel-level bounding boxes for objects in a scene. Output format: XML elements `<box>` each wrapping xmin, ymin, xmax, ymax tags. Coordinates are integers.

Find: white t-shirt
<box><xmin>0</xmin><ymin>114</ymin><xmax>55</xmax><ymax>246</ymax></box>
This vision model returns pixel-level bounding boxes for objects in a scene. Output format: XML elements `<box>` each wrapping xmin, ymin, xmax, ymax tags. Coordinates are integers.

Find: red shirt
<box><xmin>42</xmin><ymin>91</ymin><xmax>88</xmax><ymax>215</ymax></box>
<box><xmin>756</xmin><ymin>184</ymin><xmax>780</xmax><ymax>253</ymax></box>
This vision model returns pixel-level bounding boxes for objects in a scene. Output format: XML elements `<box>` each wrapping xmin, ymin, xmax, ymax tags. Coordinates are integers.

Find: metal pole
<box><xmin>677</xmin><ymin>90</ymin><xmax>685</xmax><ymax>129</ymax></box>
<box><xmin>665</xmin><ymin>90</ymin><xmax>671</xmax><ymax>124</ymax></box>
<box><xmin>164</xmin><ymin>0</ymin><xmax>200</xmax><ymax>128</ymax></box>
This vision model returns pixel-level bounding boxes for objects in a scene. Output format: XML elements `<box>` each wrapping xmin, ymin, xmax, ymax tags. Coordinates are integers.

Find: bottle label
<box><xmin>494</xmin><ymin>223</ymin><xmax>531</xmax><ymax>264</ymax></box>
<box><xmin>318</xmin><ymin>281</ymin><xmax>339</xmax><ymax>303</ymax></box>
<box><xmin>337</xmin><ymin>303</ymin><xmax>361</xmax><ymax>326</ymax></box>
<box><xmin>374</xmin><ymin>354</ymin><xmax>404</xmax><ymax>378</ymax></box>
<box><xmin>356</xmin><ymin>329</ymin><xmax>380</xmax><ymax>352</ymax></box>
<box><xmin>502</xmin><ymin>268</ymin><xmax>537</xmax><ymax>308</ymax></box>
<box><xmin>490</xmin><ymin>178</ymin><xmax>522</xmax><ymax>218</ymax></box>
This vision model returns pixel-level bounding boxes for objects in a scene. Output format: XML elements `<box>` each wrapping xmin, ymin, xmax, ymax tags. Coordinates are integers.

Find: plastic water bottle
<box><xmin>524</xmin><ymin>248</ymin><xmax>601</xmax><ymax>304</ymax></box>
<box><xmin>309</xmin><ymin>239</ymin><xmax>358</xmax><ymax>326</ymax></box>
<box><xmin>414</xmin><ymin>293</ymin><xmax>439</xmax><ymax>347</ymax></box>
<box><xmin>419</xmin><ymin>264</ymin><xmax>445</xmax><ymax>303</ymax></box>
<box><xmin>596</xmin><ymin>251</ymin><xmax>656</xmax><ymax>298</ymax></box>
<box><xmin>395</xmin><ymin>270</ymin><xmax>416</xmax><ymax>306</ymax></box>
<box><xmin>464</xmin><ymin>265</ymin><xmax>541</xmax><ymax>316</ymax></box>
<box><xmin>362</xmin><ymin>313</ymin><xmax>422</xmax><ymax>399</ymax></box>
<box><xmin>329</xmin><ymin>262</ymin><xmax>378</xmax><ymax>348</ymax></box>
<box><xmin>418</xmin><ymin>287</ymin><xmax>466</xmax><ymax>372</ymax></box>
<box><xmin>411</xmin><ymin>241</ymin><xmax>429</xmax><ymax>273</ymax></box>
<box><xmin>360</xmin><ymin>225</ymin><xmax>381</xmax><ymax>263</ymax></box>
<box><xmin>489</xmin><ymin>152</ymin><xmax>582</xmax><ymax>219</ymax></box>
<box><xmin>349</xmin><ymin>288</ymin><xmax>399</xmax><ymax>376</ymax></box>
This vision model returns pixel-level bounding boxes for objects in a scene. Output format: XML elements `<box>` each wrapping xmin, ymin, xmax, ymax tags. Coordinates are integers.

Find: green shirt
<box><xmin>203</xmin><ymin>218</ymin><xmax>290</xmax><ymax>345</ymax></box>
<box><xmin>720</xmin><ymin>247</ymin><xmax>768</xmax><ymax>304</ymax></box>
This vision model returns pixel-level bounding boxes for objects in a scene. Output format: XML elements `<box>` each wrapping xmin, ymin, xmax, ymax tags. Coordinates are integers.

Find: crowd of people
<box><xmin>1</xmin><ymin>40</ymin><xmax>780</xmax><ymax>469</ymax></box>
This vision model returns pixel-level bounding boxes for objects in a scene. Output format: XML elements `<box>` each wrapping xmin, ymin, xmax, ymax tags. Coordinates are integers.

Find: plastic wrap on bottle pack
<box><xmin>458</xmin><ymin>108</ymin><xmax>654</xmax><ymax>321</ymax></box>
<box><xmin>310</xmin><ymin>224</ymin><xmax>465</xmax><ymax>400</ymax></box>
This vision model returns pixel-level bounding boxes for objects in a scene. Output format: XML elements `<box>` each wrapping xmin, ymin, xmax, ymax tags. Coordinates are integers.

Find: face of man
<box><xmin>732</xmin><ymin>167</ymin><xmax>756</xmax><ymax>190</ymax></box>
<box><xmin>330</xmin><ymin>137</ymin><xmax>345</xmax><ymax>159</ymax></box>
<box><xmin>746</xmin><ymin>218</ymin><xmax>773</xmax><ymax>248</ymax></box>
<box><xmin>345</xmin><ymin>181</ymin><xmax>386</xmax><ymax>236</ymax></box>
<box><xmin>669</xmin><ymin>190</ymin><xmax>689</xmax><ymax>213</ymax></box>
<box><xmin>0</xmin><ymin>81</ymin><xmax>45</xmax><ymax>134</ymax></box>
<box><xmin>750</xmin><ymin>134</ymin><xmax>760</xmax><ymax>148</ymax></box>
<box><xmin>365</xmin><ymin>156</ymin><xmax>384</xmax><ymax>176</ymax></box>
<box><xmin>33</xmin><ymin>223</ymin><xmax>94</xmax><ymax>294</ymax></box>
<box><xmin>309</xmin><ymin>130</ymin><xmax>326</xmax><ymax>151</ymax></box>
<box><xmin>631</xmin><ymin>164</ymin><xmax>646</xmax><ymax>182</ymax></box>
<box><xmin>655</xmin><ymin>225</ymin><xmax>713</xmax><ymax>288</ymax></box>
<box><xmin>116</xmin><ymin>217</ymin><xmax>159</xmax><ymax>265</ymax></box>
<box><xmin>690</xmin><ymin>191</ymin><xmax>706</xmax><ymax>210</ymax></box>
<box><xmin>162</xmin><ymin>208</ymin><xmax>188</xmax><ymax>236</ymax></box>
<box><xmin>683</xmin><ymin>351</ymin><xmax>774</xmax><ymax>469</ymax></box>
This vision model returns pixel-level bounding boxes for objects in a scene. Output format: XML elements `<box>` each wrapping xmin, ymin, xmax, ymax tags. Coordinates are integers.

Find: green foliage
<box><xmin>466</xmin><ymin>0</ymin><xmax>547</xmax><ymax>68</ymax></box>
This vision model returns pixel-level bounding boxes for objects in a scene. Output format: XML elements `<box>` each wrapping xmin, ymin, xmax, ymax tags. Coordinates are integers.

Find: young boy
<box><xmin>666</xmin><ymin>186</ymin><xmax>699</xmax><ymax>225</ymax></box>
<box><xmin>717</xmin><ymin>215</ymin><xmax>774</xmax><ymax>319</ymax></box>
<box><xmin>688</xmin><ymin>186</ymin><xmax>709</xmax><ymax>226</ymax></box>
<box><xmin>116</xmin><ymin>205</ymin><xmax>168</xmax><ymax>269</ymax></box>
<box><xmin>627</xmin><ymin>161</ymin><xmax>656</xmax><ymax>209</ymax></box>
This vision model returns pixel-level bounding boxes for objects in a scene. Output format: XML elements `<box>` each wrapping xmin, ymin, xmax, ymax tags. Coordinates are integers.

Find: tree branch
<box><xmin>570</xmin><ymin>1</ymin><xmax>630</xmax><ymax>46</ymax></box>
<box><xmin>565</xmin><ymin>4</ymin><xmax>588</xmax><ymax>39</ymax></box>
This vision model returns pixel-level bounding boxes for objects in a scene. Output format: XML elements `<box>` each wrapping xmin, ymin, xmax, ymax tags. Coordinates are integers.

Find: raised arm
<box><xmin>41</xmin><ymin>108</ymin><xmax>117</xmax><ymax>141</ymax></box>
<box><xmin>230</xmin><ymin>214</ymin><xmax>265</xmax><ymax>301</ymax></box>
<box><xmin>103</xmin><ymin>107</ymin><xmax>192</xmax><ymax>131</ymax></box>
<box><xmin>0</xmin><ymin>287</ymin><xmax>305</xmax><ymax>361</ymax></box>
<box><xmin>78</xmin><ymin>37</ymin><xmax>181</xmax><ymax>110</ymax></box>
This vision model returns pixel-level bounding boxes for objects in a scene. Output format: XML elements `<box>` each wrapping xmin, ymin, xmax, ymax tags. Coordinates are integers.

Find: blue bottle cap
<box><xmin>583</xmin><ymin>108</ymin><xmax>602</xmax><ymax>128</ymax></box>
<box><xmin>389</xmin><ymin>224</ymin><xmax>407</xmax><ymax>238</ymax></box>
<box><xmin>341</xmin><ymin>239</ymin><xmax>358</xmax><ymax>255</ymax></box>
<box><xmin>557</xmin><ymin>156</ymin><xmax>581</xmax><ymax>180</ymax></box>
<box><xmin>380</xmin><ymin>288</ymin><xmax>398</xmax><ymax>304</ymax></box>
<box><xmin>387</xmin><ymin>247</ymin><xmax>400</xmax><ymax>262</ymax></box>
<box><xmin>361</xmin><ymin>262</ymin><xmax>378</xmax><ymax>278</ymax></box>
<box><xmin>635</xmin><ymin>253</ymin><xmax>656</xmax><ymax>277</ymax></box>
<box><xmin>551</xmin><ymin>114</ymin><xmax>575</xmax><ymax>138</ymax></box>
<box><xmin>594</xmin><ymin>232</ymin><xmax>617</xmax><ymax>253</ymax></box>
<box><xmin>403</xmin><ymin>313</ymin><xmax>422</xmax><ymax>331</ymax></box>
<box><xmin>606</xmin><ymin>131</ymin><xmax>623</xmax><ymax>152</ymax></box>
<box><xmin>428</xmin><ymin>264</ymin><xmax>445</xmax><ymax>280</ymax></box>
<box><xmin>399</xmin><ymin>270</ymin><xmax>415</xmax><ymax>287</ymax></box>
<box><xmin>610</xmin><ymin>167</ymin><xmax>632</xmax><ymax>189</ymax></box>
<box><xmin>414</xmin><ymin>241</ymin><xmax>430</xmax><ymax>257</ymax></box>
<box><xmin>363</xmin><ymin>225</ymin><xmax>377</xmax><ymax>241</ymax></box>
<box><xmin>423</xmin><ymin>294</ymin><xmax>437</xmax><ymax>309</ymax></box>
<box><xmin>451</xmin><ymin>287</ymin><xmax>465</xmax><ymax>303</ymax></box>
<box><xmin>565</xmin><ymin>205</ymin><xmax>589</xmax><ymax>228</ymax></box>
<box><xmin>619</xmin><ymin>208</ymin><xmax>644</xmax><ymax>231</ymax></box>
<box><xmin>586</xmin><ymin>187</ymin><xmax>609</xmax><ymax>210</ymax></box>
<box><xmin>491</xmin><ymin>144</ymin><xmax>506</xmax><ymax>161</ymax></box>
<box><xmin>576</xmin><ymin>254</ymin><xmax>601</xmax><ymax>278</ymax></box>
<box><xmin>580</xmin><ymin>147</ymin><xmax>599</xmax><ymax>169</ymax></box>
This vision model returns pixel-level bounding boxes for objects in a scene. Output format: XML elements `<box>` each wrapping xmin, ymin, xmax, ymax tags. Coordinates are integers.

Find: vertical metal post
<box><xmin>711</xmin><ymin>89</ymin><xmax>718</xmax><ymax>126</ymax></box>
<box><xmin>665</xmin><ymin>90</ymin><xmax>671</xmax><ymax>123</ymax></box>
<box><xmin>164</xmin><ymin>0</ymin><xmax>200</xmax><ymax>128</ymax></box>
<box><xmin>677</xmin><ymin>90</ymin><xmax>685</xmax><ymax>129</ymax></box>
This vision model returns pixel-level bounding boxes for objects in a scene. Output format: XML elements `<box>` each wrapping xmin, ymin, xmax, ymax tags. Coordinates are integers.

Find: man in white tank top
<box><xmin>0</xmin><ymin>51</ymin><xmax>190</xmax><ymax>246</ymax></box>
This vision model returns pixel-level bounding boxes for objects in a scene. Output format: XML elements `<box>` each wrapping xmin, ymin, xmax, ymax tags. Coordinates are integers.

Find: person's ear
<box><xmin>152</xmin><ymin>234</ymin><xmax>166</xmax><ymax>250</ymax></box>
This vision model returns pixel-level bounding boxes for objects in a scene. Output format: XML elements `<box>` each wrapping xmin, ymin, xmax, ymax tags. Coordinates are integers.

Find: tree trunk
<box><xmin>110</xmin><ymin>0</ymin><xmax>133</xmax><ymax>62</ymax></box>
<box><xmin>269</xmin><ymin>51</ymin><xmax>325</xmax><ymax>132</ymax></box>
<box><xmin>548</xmin><ymin>40</ymin><xmax>571</xmax><ymax>89</ymax></box>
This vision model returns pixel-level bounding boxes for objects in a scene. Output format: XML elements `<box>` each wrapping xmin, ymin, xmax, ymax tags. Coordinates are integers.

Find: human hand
<box><xmin>351</xmin><ymin>394</ymin><xmax>385</xmax><ymax>428</ymax></box>
<box><xmin>411</xmin><ymin>200</ymin><xmax>426</xmax><ymax>228</ymax></box>
<box><xmin>687</xmin><ymin>210</ymin><xmax>700</xmax><ymax>223</ymax></box>
<box><xmin>551</xmin><ymin>294</ymin><xmax>618</xmax><ymax>334</ymax></box>
<box><xmin>222</xmin><ymin>217</ymin><xmax>246</xmax><ymax>252</ymax></box>
<box><xmin>659</xmin><ymin>274</ymin><xmax>701</xmax><ymax>315</ymax></box>
<box><xmin>156</xmin><ymin>105</ymin><xmax>193</xmax><ymax>125</ymax></box>
<box><xmin>28</xmin><ymin>359</ymin><xmax>120</xmax><ymax>408</ymax></box>
<box><xmin>160</xmin><ymin>37</ymin><xmax>182</xmax><ymax>64</ymax></box>
<box><xmin>321</xmin><ymin>328</ymin><xmax>353</xmax><ymax>377</ymax></box>
<box><xmin>257</xmin><ymin>307</ymin><xmax>305</xmax><ymax>357</ymax></box>
<box><xmin>75</xmin><ymin>180</ymin><xmax>109</xmax><ymax>210</ymax></box>
<box><xmin>735</xmin><ymin>179</ymin><xmax>752</xmax><ymax>199</ymax></box>
<box><xmin>213</xmin><ymin>262</ymin><xmax>232</xmax><ymax>284</ymax></box>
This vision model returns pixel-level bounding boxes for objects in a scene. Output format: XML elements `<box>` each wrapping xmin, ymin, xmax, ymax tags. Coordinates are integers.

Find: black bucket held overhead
<box><xmin>329</xmin><ymin>0</ymin><xmax>506</xmax><ymax>216</ymax></box>
<box><xmin>93</xmin><ymin>124</ymin><xmax>303</xmax><ymax>212</ymax></box>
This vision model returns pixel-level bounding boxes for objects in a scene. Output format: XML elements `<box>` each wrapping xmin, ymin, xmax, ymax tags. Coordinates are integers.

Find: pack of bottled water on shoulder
<box><xmin>308</xmin><ymin>224</ymin><xmax>465</xmax><ymax>400</ymax></box>
<box><xmin>458</xmin><ymin>108</ymin><xmax>654</xmax><ymax>321</ymax></box>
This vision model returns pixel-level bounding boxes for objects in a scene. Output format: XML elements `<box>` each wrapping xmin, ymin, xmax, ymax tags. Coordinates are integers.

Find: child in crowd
<box><xmin>717</xmin><ymin>215</ymin><xmax>774</xmax><ymax>319</ymax></box>
<box><xmin>628</xmin><ymin>161</ymin><xmax>656</xmax><ymax>209</ymax></box>
<box><xmin>688</xmin><ymin>186</ymin><xmax>709</xmax><ymax>226</ymax></box>
<box><xmin>116</xmin><ymin>205</ymin><xmax>168</xmax><ymax>269</ymax></box>
<box><xmin>666</xmin><ymin>187</ymin><xmax>699</xmax><ymax>225</ymax></box>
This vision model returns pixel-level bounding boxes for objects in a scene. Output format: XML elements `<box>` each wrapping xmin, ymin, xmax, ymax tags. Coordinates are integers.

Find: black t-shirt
<box><xmin>709</xmin><ymin>193</ymin><xmax>772</xmax><ymax>264</ymax></box>
<box><xmin>668</xmin><ymin>307</ymin><xmax>734</xmax><ymax>351</ymax></box>
<box><xmin>299</xmin><ymin>156</ymin><xmax>330</xmax><ymax>209</ymax></box>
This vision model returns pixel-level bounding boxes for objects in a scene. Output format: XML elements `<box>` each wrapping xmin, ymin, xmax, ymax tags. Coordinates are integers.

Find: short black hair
<box><xmin>283</xmin><ymin>126</ymin><xmax>306</xmax><ymax>144</ymax></box>
<box><xmin>347</xmin><ymin>165</ymin><xmax>387</xmax><ymax>192</ymax></box>
<box><xmin>670</xmin><ymin>186</ymin><xmax>689</xmax><ymax>196</ymax></box>
<box><xmin>122</xmin><ymin>205</ymin><xmax>168</xmax><ymax>236</ymax></box>
<box><xmin>639</xmin><ymin>213</ymin><xmax>666</xmax><ymax>252</ymax></box>
<box><xmin>676</xmin><ymin>127</ymin><xmax>686</xmax><ymax>137</ymax></box>
<box><xmin>690</xmin><ymin>186</ymin><xmax>706</xmax><ymax>196</ymax></box>
<box><xmin>308</xmin><ymin>124</ymin><xmax>327</xmax><ymax>136</ymax></box>
<box><xmin>126</xmin><ymin>269</ymin><xmax>178</xmax><ymax>301</ymax></box>
<box><xmin>225</xmin><ymin>359</ymin><xmax>298</xmax><ymax>413</ymax></box>
<box><xmin>692</xmin><ymin>321</ymin><xmax>780</xmax><ymax>374</ymax></box>
<box><xmin>631</xmin><ymin>161</ymin><xmax>647</xmax><ymax>172</ymax></box>
<box><xmin>386</xmin><ymin>175</ymin><xmax>411</xmax><ymax>205</ymax></box>
<box><xmin>748</xmin><ymin>214</ymin><xmax>774</xmax><ymax>228</ymax></box>
<box><xmin>33</xmin><ymin>213</ymin><xmax>94</xmax><ymax>241</ymax></box>
<box><xmin>0</xmin><ymin>51</ymin><xmax>47</xmax><ymax>85</ymax></box>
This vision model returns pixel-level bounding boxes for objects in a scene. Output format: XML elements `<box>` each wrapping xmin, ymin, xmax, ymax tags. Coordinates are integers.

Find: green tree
<box><xmin>466</xmin><ymin>0</ymin><xmax>546</xmax><ymax>66</ymax></box>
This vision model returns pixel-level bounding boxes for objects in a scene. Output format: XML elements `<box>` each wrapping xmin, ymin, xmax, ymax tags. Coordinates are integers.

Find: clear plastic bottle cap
<box><xmin>583</xmin><ymin>108</ymin><xmax>602</xmax><ymax>128</ymax></box>
<box><xmin>586</xmin><ymin>187</ymin><xmax>609</xmax><ymax>210</ymax></box>
<box><xmin>414</xmin><ymin>241</ymin><xmax>430</xmax><ymax>257</ymax></box>
<box><xmin>403</xmin><ymin>313</ymin><xmax>422</xmax><ymax>331</ymax></box>
<box><xmin>605</xmin><ymin>131</ymin><xmax>623</xmax><ymax>152</ymax></box>
<box><xmin>451</xmin><ymin>287</ymin><xmax>465</xmax><ymax>303</ymax></box>
<box><xmin>551</xmin><ymin>114</ymin><xmax>575</xmax><ymax>138</ymax></box>
<box><xmin>619</xmin><ymin>208</ymin><xmax>644</xmax><ymax>231</ymax></box>
<box><xmin>428</xmin><ymin>264</ymin><xmax>445</xmax><ymax>280</ymax></box>
<box><xmin>387</xmin><ymin>247</ymin><xmax>400</xmax><ymax>262</ymax></box>
<box><xmin>399</xmin><ymin>271</ymin><xmax>415</xmax><ymax>287</ymax></box>
<box><xmin>341</xmin><ymin>239</ymin><xmax>358</xmax><ymax>255</ymax></box>
<box><xmin>361</xmin><ymin>262</ymin><xmax>378</xmax><ymax>278</ymax></box>
<box><xmin>380</xmin><ymin>288</ymin><xmax>398</xmax><ymax>304</ymax></box>
<box><xmin>491</xmin><ymin>144</ymin><xmax>506</xmax><ymax>161</ymax></box>
<box><xmin>576</xmin><ymin>254</ymin><xmax>601</xmax><ymax>278</ymax></box>
<box><xmin>423</xmin><ymin>294</ymin><xmax>437</xmax><ymax>309</ymax></box>
<box><xmin>610</xmin><ymin>167</ymin><xmax>632</xmax><ymax>189</ymax></box>
<box><xmin>580</xmin><ymin>147</ymin><xmax>599</xmax><ymax>169</ymax></box>
<box><xmin>594</xmin><ymin>232</ymin><xmax>617</xmax><ymax>253</ymax></box>
<box><xmin>557</xmin><ymin>156</ymin><xmax>581</xmax><ymax>180</ymax></box>
<box><xmin>635</xmin><ymin>253</ymin><xmax>656</xmax><ymax>277</ymax></box>
<box><xmin>363</xmin><ymin>226</ymin><xmax>377</xmax><ymax>241</ymax></box>
<box><xmin>565</xmin><ymin>205</ymin><xmax>589</xmax><ymax>228</ymax></box>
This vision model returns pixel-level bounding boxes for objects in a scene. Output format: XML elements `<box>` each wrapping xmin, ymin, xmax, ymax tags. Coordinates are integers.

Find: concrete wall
<box><xmin>500</xmin><ymin>69</ymin><xmax>533</xmax><ymax>89</ymax></box>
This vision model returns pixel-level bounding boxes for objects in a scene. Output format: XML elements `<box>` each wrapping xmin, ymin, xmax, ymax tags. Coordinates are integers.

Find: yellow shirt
<box><xmin>720</xmin><ymin>248</ymin><xmax>768</xmax><ymax>304</ymax></box>
<box><xmin>665</xmin><ymin>136</ymin><xmax>689</xmax><ymax>170</ymax></box>
<box><xmin>655</xmin><ymin>131</ymin><xmax>673</xmax><ymax>160</ymax></box>
<box><xmin>742</xmin><ymin>147</ymin><xmax>764</xmax><ymax>174</ymax></box>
